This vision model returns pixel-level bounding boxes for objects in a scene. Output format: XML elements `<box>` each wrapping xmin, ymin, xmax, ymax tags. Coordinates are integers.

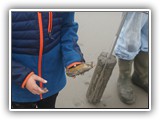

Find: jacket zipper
<box><xmin>48</xmin><ymin>12</ymin><xmax>53</xmax><ymax>39</ymax></box>
<box><xmin>37</xmin><ymin>12</ymin><xmax>44</xmax><ymax>100</ymax></box>
<box><xmin>37</xmin><ymin>12</ymin><xmax>53</xmax><ymax>100</ymax></box>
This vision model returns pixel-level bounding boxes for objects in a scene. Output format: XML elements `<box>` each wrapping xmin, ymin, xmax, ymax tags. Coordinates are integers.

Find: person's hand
<box><xmin>25</xmin><ymin>74</ymin><xmax>48</xmax><ymax>95</ymax></box>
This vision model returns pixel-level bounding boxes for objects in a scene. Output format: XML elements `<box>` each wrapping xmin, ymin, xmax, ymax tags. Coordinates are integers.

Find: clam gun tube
<box><xmin>86</xmin><ymin>12</ymin><xmax>128</xmax><ymax>104</ymax></box>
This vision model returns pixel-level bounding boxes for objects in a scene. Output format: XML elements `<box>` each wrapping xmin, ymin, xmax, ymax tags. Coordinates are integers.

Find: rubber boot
<box><xmin>132</xmin><ymin>51</ymin><xmax>149</xmax><ymax>93</ymax></box>
<box><xmin>117</xmin><ymin>59</ymin><xmax>136</xmax><ymax>104</ymax></box>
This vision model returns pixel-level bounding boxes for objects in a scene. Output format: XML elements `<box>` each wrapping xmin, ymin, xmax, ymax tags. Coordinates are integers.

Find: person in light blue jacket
<box><xmin>11</xmin><ymin>11</ymin><xmax>86</xmax><ymax>109</ymax></box>
<box><xmin>114</xmin><ymin>12</ymin><xmax>149</xmax><ymax>104</ymax></box>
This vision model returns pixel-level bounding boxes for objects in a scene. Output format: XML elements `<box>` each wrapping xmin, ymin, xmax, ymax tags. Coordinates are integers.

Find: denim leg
<box><xmin>114</xmin><ymin>12</ymin><xmax>149</xmax><ymax>60</ymax></box>
<box><xmin>141</xmin><ymin>15</ymin><xmax>149</xmax><ymax>52</ymax></box>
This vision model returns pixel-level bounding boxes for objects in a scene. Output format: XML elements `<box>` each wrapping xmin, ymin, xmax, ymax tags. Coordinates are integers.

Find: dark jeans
<box><xmin>12</xmin><ymin>93</ymin><xmax>58</xmax><ymax>109</ymax></box>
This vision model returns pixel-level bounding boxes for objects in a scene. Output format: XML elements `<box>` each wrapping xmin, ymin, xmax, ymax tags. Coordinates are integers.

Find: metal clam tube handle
<box><xmin>108</xmin><ymin>12</ymin><xmax>128</xmax><ymax>58</ymax></box>
<box><xmin>97</xmin><ymin>12</ymin><xmax>128</xmax><ymax>81</ymax></box>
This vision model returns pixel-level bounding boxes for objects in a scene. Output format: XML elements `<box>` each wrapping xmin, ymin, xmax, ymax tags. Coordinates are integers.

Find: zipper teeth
<box><xmin>37</xmin><ymin>12</ymin><xmax>44</xmax><ymax>99</ymax></box>
<box><xmin>48</xmin><ymin>12</ymin><xmax>53</xmax><ymax>33</ymax></box>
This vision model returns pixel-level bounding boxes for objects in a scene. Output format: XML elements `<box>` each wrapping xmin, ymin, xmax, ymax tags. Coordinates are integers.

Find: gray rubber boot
<box><xmin>117</xmin><ymin>59</ymin><xmax>136</xmax><ymax>104</ymax></box>
<box><xmin>132</xmin><ymin>51</ymin><xmax>149</xmax><ymax>93</ymax></box>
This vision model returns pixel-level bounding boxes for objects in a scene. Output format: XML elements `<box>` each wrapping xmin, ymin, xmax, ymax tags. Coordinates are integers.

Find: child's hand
<box><xmin>25</xmin><ymin>74</ymin><xmax>48</xmax><ymax>95</ymax></box>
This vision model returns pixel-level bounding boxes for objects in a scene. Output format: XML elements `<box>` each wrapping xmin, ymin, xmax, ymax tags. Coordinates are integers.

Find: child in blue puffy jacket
<box><xmin>11</xmin><ymin>11</ymin><xmax>88</xmax><ymax>109</ymax></box>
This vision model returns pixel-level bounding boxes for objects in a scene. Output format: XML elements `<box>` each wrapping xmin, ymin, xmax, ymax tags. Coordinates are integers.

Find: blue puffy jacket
<box><xmin>12</xmin><ymin>11</ymin><xmax>84</xmax><ymax>102</ymax></box>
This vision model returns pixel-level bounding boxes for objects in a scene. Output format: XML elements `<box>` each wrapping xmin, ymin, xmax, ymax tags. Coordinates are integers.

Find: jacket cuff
<box><xmin>67</xmin><ymin>62</ymin><xmax>82</xmax><ymax>69</ymax></box>
<box><xmin>21</xmin><ymin>72</ymin><xmax>34</xmax><ymax>88</ymax></box>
